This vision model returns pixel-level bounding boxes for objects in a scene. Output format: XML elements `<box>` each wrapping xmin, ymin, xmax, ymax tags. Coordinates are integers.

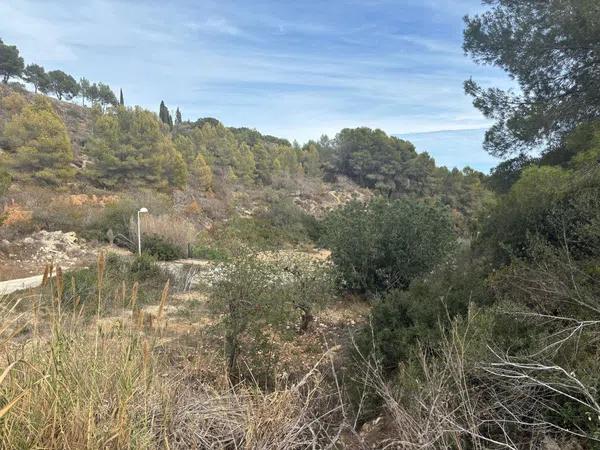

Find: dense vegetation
<box><xmin>2</xmin><ymin>0</ymin><xmax>600</xmax><ymax>447</ymax></box>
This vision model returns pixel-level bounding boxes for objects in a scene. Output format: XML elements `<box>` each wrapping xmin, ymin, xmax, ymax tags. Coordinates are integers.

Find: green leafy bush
<box><xmin>321</xmin><ymin>198</ymin><xmax>455</xmax><ymax>293</ymax></box>
<box><xmin>211</xmin><ymin>252</ymin><xmax>335</xmax><ymax>386</ymax></box>
<box><xmin>142</xmin><ymin>235</ymin><xmax>183</xmax><ymax>261</ymax></box>
<box><xmin>129</xmin><ymin>254</ymin><xmax>161</xmax><ymax>281</ymax></box>
<box><xmin>90</xmin><ymin>199</ymin><xmax>137</xmax><ymax>243</ymax></box>
<box><xmin>358</xmin><ymin>248</ymin><xmax>492</xmax><ymax>372</ymax></box>
<box><xmin>258</xmin><ymin>197</ymin><xmax>321</xmax><ymax>242</ymax></box>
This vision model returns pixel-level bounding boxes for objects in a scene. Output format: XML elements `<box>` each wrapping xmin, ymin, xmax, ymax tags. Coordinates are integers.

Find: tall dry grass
<box><xmin>0</xmin><ymin>260</ymin><xmax>347</xmax><ymax>449</ymax></box>
<box><xmin>129</xmin><ymin>213</ymin><xmax>197</xmax><ymax>254</ymax></box>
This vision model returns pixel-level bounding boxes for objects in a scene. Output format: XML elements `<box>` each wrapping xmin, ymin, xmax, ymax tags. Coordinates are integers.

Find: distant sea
<box><xmin>396</xmin><ymin>128</ymin><xmax>499</xmax><ymax>173</ymax></box>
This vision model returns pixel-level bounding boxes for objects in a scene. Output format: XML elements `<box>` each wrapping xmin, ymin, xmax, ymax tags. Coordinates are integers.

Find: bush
<box><xmin>142</xmin><ymin>235</ymin><xmax>183</xmax><ymax>261</ymax></box>
<box><xmin>258</xmin><ymin>197</ymin><xmax>321</xmax><ymax>242</ymax></box>
<box><xmin>358</xmin><ymin>248</ymin><xmax>492</xmax><ymax>372</ymax></box>
<box><xmin>211</xmin><ymin>252</ymin><xmax>335</xmax><ymax>386</ymax></box>
<box><xmin>91</xmin><ymin>198</ymin><xmax>138</xmax><ymax>244</ymax></box>
<box><xmin>191</xmin><ymin>244</ymin><xmax>230</xmax><ymax>262</ymax></box>
<box><xmin>129</xmin><ymin>254</ymin><xmax>161</xmax><ymax>281</ymax></box>
<box><xmin>321</xmin><ymin>198</ymin><xmax>455</xmax><ymax>293</ymax></box>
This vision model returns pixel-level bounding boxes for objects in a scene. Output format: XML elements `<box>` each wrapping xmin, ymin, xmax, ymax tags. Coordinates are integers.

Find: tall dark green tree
<box><xmin>22</xmin><ymin>64</ymin><xmax>49</xmax><ymax>94</ymax></box>
<box><xmin>0</xmin><ymin>38</ymin><xmax>24</xmax><ymax>83</ymax></box>
<box><xmin>159</xmin><ymin>100</ymin><xmax>173</xmax><ymax>128</ymax></box>
<box><xmin>464</xmin><ymin>0</ymin><xmax>600</xmax><ymax>157</ymax></box>
<box><xmin>175</xmin><ymin>107</ymin><xmax>182</xmax><ymax>126</ymax></box>
<box><xmin>119</xmin><ymin>88</ymin><xmax>124</xmax><ymax>106</ymax></box>
<box><xmin>47</xmin><ymin>70</ymin><xmax>79</xmax><ymax>100</ymax></box>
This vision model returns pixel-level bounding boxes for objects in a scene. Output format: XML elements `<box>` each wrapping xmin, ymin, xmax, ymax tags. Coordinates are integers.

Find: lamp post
<box><xmin>137</xmin><ymin>207</ymin><xmax>148</xmax><ymax>256</ymax></box>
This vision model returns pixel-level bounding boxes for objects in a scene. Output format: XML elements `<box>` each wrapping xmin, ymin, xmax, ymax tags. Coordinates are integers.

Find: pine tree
<box><xmin>191</xmin><ymin>153</ymin><xmax>213</xmax><ymax>191</ymax></box>
<box><xmin>86</xmin><ymin>107</ymin><xmax>187</xmax><ymax>189</ymax></box>
<box><xmin>119</xmin><ymin>88</ymin><xmax>124</xmax><ymax>106</ymax></box>
<box><xmin>3</xmin><ymin>97</ymin><xmax>74</xmax><ymax>184</ymax></box>
<box><xmin>175</xmin><ymin>107</ymin><xmax>182</xmax><ymax>126</ymax></box>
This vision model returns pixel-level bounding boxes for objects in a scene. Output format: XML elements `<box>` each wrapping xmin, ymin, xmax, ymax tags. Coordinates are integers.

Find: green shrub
<box><xmin>321</xmin><ymin>198</ymin><xmax>455</xmax><ymax>293</ymax></box>
<box><xmin>211</xmin><ymin>252</ymin><xmax>335</xmax><ymax>387</ymax></box>
<box><xmin>90</xmin><ymin>199</ymin><xmax>137</xmax><ymax>245</ymax></box>
<box><xmin>354</xmin><ymin>247</ymin><xmax>493</xmax><ymax>372</ymax></box>
<box><xmin>60</xmin><ymin>268</ymin><xmax>99</xmax><ymax>310</ymax></box>
<box><xmin>129</xmin><ymin>254</ymin><xmax>161</xmax><ymax>281</ymax></box>
<box><xmin>258</xmin><ymin>198</ymin><xmax>322</xmax><ymax>242</ymax></box>
<box><xmin>0</xmin><ymin>167</ymin><xmax>11</xmax><ymax>197</ymax></box>
<box><xmin>142</xmin><ymin>235</ymin><xmax>183</xmax><ymax>261</ymax></box>
<box><xmin>191</xmin><ymin>244</ymin><xmax>230</xmax><ymax>262</ymax></box>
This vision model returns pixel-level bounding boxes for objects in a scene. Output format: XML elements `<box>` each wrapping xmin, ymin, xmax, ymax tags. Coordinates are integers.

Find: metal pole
<box><xmin>137</xmin><ymin>210</ymin><xmax>142</xmax><ymax>256</ymax></box>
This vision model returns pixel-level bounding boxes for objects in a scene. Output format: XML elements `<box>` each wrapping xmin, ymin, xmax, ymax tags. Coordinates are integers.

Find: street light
<box><xmin>137</xmin><ymin>207</ymin><xmax>148</xmax><ymax>256</ymax></box>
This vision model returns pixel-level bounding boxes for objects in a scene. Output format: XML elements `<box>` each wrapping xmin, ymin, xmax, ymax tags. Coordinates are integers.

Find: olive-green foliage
<box><xmin>89</xmin><ymin>199</ymin><xmax>138</xmax><ymax>243</ymax></box>
<box><xmin>257</xmin><ymin>197</ymin><xmax>321</xmax><ymax>243</ymax></box>
<box><xmin>47</xmin><ymin>70</ymin><xmax>79</xmax><ymax>101</ymax></box>
<box><xmin>128</xmin><ymin>253</ymin><xmax>163</xmax><ymax>281</ymax></box>
<box><xmin>142</xmin><ymin>235</ymin><xmax>183</xmax><ymax>261</ymax></box>
<box><xmin>480</xmin><ymin>150</ymin><xmax>600</xmax><ymax>264</ymax></box>
<box><xmin>3</xmin><ymin>97</ymin><xmax>74</xmax><ymax>184</ymax></box>
<box><xmin>488</xmin><ymin>238</ymin><xmax>600</xmax><ymax>440</ymax></box>
<box><xmin>212</xmin><ymin>252</ymin><xmax>335</xmax><ymax>386</ymax></box>
<box><xmin>480</xmin><ymin>165</ymin><xmax>571</xmax><ymax>262</ymax></box>
<box><xmin>0</xmin><ymin>165</ymin><xmax>10</xmax><ymax>196</ymax></box>
<box><xmin>85</xmin><ymin>106</ymin><xmax>187</xmax><ymax>189</ymax></box>
<box><xmin>174</xmin><ymin>121</ymin><xmax>323</xmax><ymax>186</ymax></box>
<box><xmin>321</xmin><ymin>198</ymin><xmax>455</xmax><ymax>293</ymax></box>
<box><xmin>329</xmin><ymin>127</ymin><xmax>420</xmax><ymax>195</ymax></box>
<box><xmin>367</xmin><ymin>124</ymin><xmax>600</xmax><ymax>444</ymax></box>
<box><xmin>318</xmin><ymin>128</ymin><xmax>491</xmax><ymax>233</ymax></box>
<box><xmin>60</xmin><ymin>253</ymin><xmax>167</xmax><ymax>313</ymax></box>
<box><xmin>196</xmin><ymin>199</ymin><xmax>319</xmax><ymax>258</ymax></box>
<box><xmin>360</xmin><ymin>248</ymin><xmax>492</xmax><ymax>372</ymax></box>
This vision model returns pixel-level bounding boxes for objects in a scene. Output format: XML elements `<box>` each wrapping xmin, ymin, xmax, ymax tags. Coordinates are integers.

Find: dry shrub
<box><xmin>1</xmin><ymin>201</ymin><xmax>32</xmax><ymax>226</ymax></box>
<box><xmin>166</xmin><ymin>366</ymin><xmax>344</xmax><ymax>449</ymax></box>
<box><xmin>129</xmin><ymin>214</ymin><xmax>197</xmax><ymax>254</ymax></box>
<box><xmin>356</xmin><ymin>313</ymin><xmax>493</xmax><ymax>449</ymax></box>
<box><xmin>183</xmin><ymin>199</ymin><xmax>202</xmax><ymax>217</ymax></box>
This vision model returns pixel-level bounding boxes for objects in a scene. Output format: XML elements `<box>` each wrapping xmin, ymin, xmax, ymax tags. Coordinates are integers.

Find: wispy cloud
<box><xmin>188</xmin><ymin>17</ymin><xmax>243</xmax><ymax>36</ymax></box>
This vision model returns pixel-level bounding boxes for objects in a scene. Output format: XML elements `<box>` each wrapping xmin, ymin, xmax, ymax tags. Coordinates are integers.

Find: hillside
<box><xmin>4</xmin><ymin>3</ymin><xmax>600</xmax><ymax>446</ymax></box>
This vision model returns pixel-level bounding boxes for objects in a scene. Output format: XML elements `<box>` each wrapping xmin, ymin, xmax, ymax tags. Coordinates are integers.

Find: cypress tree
<box><xmin>119</xmin><ymin>88</ymin><xmax>124</xmax><ymax>106</ymax></box>
<box><xmin>175</xmin><ymin>107</ymin><xmax>182</xmax><ymax>126</ymax></box>
<box><xmin>159</xmin><ymin>100</ymin><xmax>169</xmax><ymax>125</ymax></box>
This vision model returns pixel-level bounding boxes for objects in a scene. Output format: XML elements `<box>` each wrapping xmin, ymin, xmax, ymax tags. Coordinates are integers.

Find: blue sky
<box><xmin>0</xmin><ymin>0</ymin><xmax>510</xmax><ymax>171</ymax></box>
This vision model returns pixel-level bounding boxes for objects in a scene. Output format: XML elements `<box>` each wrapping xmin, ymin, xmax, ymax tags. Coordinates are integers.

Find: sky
<box><xmin>0</xmin><ymin>0</ymin><xmax>510</xmax><ymax>171</ymax></box>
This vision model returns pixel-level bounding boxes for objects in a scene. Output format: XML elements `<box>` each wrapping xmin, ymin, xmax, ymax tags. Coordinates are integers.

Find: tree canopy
<box><xmin>3</xmin><ymin>97</ymin><xmax>74</xmax><ymax>184</ymax></box>
<box><xmin>464</xmin><ymin>0</ymin><xmax>600</xmax><ymax>157</ymax></box>
<box><xmin>0</xmin><ymin>38</ymin><xmax>24</xmax><ymax>83</ymax></box>
<box><xmin>86</xmin><ymin>106</ymin><xmax>187</xmax><ymax>189</ymax></box>
<box><xmin>47</xmin><ymin>70</ymin><xmax>79</xmax><ymax>101</ymax></box>
<box><xmin>22</xmin><ymin>64</ymin><xmax>49</xmax><ymax>94</ymax></box>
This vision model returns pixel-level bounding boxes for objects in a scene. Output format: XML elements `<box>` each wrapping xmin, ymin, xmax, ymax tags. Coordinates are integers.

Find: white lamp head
<box><xmin>139</xmin><ymin>207</ymin><xmax>148</xmax><ymax>213</ymax></box>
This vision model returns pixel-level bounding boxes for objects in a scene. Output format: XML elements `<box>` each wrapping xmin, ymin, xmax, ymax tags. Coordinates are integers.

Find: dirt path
<box><xmin>0</xmin><ymin>274</ymin><xmax>44</xmax><ymax>295</ymax></box>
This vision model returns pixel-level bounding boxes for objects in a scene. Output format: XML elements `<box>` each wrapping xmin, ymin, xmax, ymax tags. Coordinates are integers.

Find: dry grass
<box><xmin>129</xmin><ymin>213</ymin><xmax>197</xmax><ymax>254</ymax></box>
<box><xmin>0</xmin><ymin>261</ymin><xmax>348</xmax><ymax>449</ymax></box>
